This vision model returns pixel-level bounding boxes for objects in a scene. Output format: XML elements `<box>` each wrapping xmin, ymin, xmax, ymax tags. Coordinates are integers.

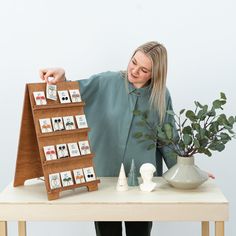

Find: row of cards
<box><xmin>49</xmin><ymin>167</ymin><xmax>96</xmax><ymax>190</ymax></box>
<box><xmin>33</xmin><ymin>89</ymin><xmax>81</xmax><ymax>105</ymax></box>
<box><xmin>39</xmin><ymin>114</ymin><xmax>87</xmax><ymax>133</ymax></box>
<box><xmin>44</xmin><ymin>141</ymin><xmax>91</xmax><ymax>160</ymax></box>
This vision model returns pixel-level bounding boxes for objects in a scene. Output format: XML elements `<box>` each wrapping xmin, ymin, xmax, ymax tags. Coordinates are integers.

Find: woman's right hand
<box><xmin>39</xmin><ymin>68</ymin><xmax>66</xmax><ymax>84</ymax></box>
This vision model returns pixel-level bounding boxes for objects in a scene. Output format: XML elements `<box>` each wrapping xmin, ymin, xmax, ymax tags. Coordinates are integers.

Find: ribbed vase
<box><xmin>163</xmin><ymin>156</ymin><xmax>209</xmax><ymax>189</ymax></box>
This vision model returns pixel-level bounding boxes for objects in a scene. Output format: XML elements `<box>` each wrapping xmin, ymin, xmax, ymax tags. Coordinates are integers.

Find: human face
<box><xmin>127</xmin><ymin>50</ymin><xmax>152</xmax><ymax>88</ymax></box>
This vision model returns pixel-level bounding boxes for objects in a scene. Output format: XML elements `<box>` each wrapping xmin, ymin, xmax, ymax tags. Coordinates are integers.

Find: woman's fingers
<box><xmin>208</xmin><ymin>172</ymin><xmax>215</xmax><ymax>179</ymax></box>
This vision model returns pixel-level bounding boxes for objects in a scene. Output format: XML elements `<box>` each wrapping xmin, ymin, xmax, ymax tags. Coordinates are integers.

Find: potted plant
<box><xmin>133</xmin><ymin>92</ymin><xmax>236</xmax><ymax>189</ymax></box>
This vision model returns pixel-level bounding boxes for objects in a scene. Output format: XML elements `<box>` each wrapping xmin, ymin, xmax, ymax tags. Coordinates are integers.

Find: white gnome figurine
<box><xmin>116</xmin><ymin>163</ymin><xmax>128</xmax><ymax>191</ymax></box>
<box><xmin>139</xmin><ymin>163</ymin><xmax>157</xmax><ymax>192</ymax></box>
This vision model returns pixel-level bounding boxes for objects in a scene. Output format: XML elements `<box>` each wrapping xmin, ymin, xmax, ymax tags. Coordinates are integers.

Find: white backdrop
<box><xmin>0</xmin><ymin>0</ymin><xmax>236</xmax><ymax>235</ymax></box>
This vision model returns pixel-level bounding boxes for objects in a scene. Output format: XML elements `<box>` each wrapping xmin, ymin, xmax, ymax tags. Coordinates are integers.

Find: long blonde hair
<box><xmin>125</xmin><ymin>41</ymin><xmax>168</xmax><ymax>123</ymax></box>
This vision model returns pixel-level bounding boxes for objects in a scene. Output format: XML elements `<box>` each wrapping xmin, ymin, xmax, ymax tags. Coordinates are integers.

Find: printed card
<box><xmin>75</xmin><ymin>114</ymin><xmax>88</xmax><ymax>129</ymax></box>
<box><xmin>63</xmin><ymin>116</ymin><xmax>76</xmax><ymax>130</ymax></box>
<box><xmin>56</xmin><ymin>144</ymin><xmax>69</xmax><ymax>158</ymax></box>
<box><xmin>73</xmin><ymin>169</ymin><xmax>85</xmax><ymax>184</ymax></box>
<box><xmin>51</xmin><ymin>117</ymin><xmax>64</xmax><ymax>131</ymax></box>
<box><xmin>60</xmin><ymin>171</ymin><xmax>74</xmax><ymax>187</ymax></box>
<box><xmin>49</xmin><ymin>173</ymin><xmax>61</xmax><ymax>189</ymax></box>
<box><xmin>69</xmin><ymin>89</ymin><xmax>82</xmax><ymax>103</ymax></box>
<box><xmin>46</xmin><ymin>84</ymin><xmax>57</xmax><ymax>101</ymax></box>
<box><xmin>67</xmin><ymin>142</ymin><xmax>80</xmax><ymax>157</ymax></box>
<box><xmin>78</xmin><ymin>141</ymin><xmax>91</xmax><ymax>155</ymax></box>
<box><xmin>43</xmin><ymin>145</ymin><xmax>57</xmax><ymax>161</ymax></box>
<box><xmin>58</xmin><ymin>90</ymin><xmax>71</xmax><ymax>103</ymax></box>
<box><xmin>39</xmin><ymin>118</ymin><xmax>53</xmax><ymax>133</ymax></box>
<box><xmin>83</xmin><ymin>167</ymin><xmax>96</xmax><ymax>182</ymax></box>
<box><xmin>33</xmin><ymin>91</ymin><xmax>47</xmax><ymax>105</ymax></box>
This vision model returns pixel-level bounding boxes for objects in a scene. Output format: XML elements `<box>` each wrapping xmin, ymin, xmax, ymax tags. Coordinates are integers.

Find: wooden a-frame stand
<box><xmin>14</xmin><ymin>81</ymin><xmax>100</xmax><ymax>200</ymax></box>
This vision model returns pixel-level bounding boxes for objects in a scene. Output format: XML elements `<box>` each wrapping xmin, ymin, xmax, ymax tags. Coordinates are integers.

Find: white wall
<box><xmin>0</xmin><ymin>0</ymin><xmax>236</xmax><ymax>235</ymax></box>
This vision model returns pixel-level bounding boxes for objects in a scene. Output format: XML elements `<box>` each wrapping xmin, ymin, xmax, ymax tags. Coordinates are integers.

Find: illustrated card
<box><xmin>60</xmin><ymin>171</ymin><xmax>74</xmax><ymax>187</ymax></box>
<box><xmin>43</xmin><ymin>145</ymin><xmax>57</xmax><ymax>161</ymax></box>
<box><xmin>33</xmin><ymin>91</ymin><xmax>47</xmax><ymax>105</ymax></box>
<box><xmin>46</xmin><ymin>84</ymin><xmax>57</xmax><ymax>101</ymax></box>
<box><xmin>63</xmin><ymin>116</ymin><xmax>76</xmax><ymax>130</ymax></box>
<box><xmin>73</xmin><ymin>169</ymin><xmax>85</xmax><ymax>184</ymax></box>
<box><xmin>67</xmin><ymin>142</ymin><xmax>80</xmax><ymax>157</ymax></box>
<box><xmin>75</xmin><ymin>114</ymin><xmax>88</xmax><ymax>129</ymax></box>
<box><xmin>56</xmin><ymin>144</ymin><xmax>69</xmax><ymax>158</ymax></box>
<box><xmin>51</xmin><ymin>117</ymin><xmax>64</xmax><ymax>131</ymax></box>
<box><xmin>69</xmin><ymin>89</ymin><xmax>82</xmax><ymax>103</ymax></box>
<box><xmin>49</xmin><ymin>173</ymin><xmax>61</xmax><ymax>189</ymax></box>
<box><xmin>83</xmin><ymin>167</ymin><xmax>96</xmax><ymax>182</ymax></box>
<box><xmin>39</xmin><ymin>118</ymin><xmax>53</xmax><ymax>133</ymax></box>
<box><xmin>78</xmin><ymin>140</ymin><xmax>91</xmax><ymax>155</ymax></box>
<box><xmin>58</xmin><ymin>90</ymin><xmax>71</xmax><ymax>103</ymax></box>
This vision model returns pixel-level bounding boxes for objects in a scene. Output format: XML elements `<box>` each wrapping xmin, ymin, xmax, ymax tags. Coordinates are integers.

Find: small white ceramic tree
<box><xmin>116</xmin><ymin>163</ymin><xmax>128</xmax><ymax>191</ymax></box>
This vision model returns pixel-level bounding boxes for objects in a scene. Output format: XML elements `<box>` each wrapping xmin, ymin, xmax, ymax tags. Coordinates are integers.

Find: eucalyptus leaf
<box><xmin>164</xmin><ymin>123</ymin><xmax>173</xmax><ymax>139</ymax></box>
<box><xmin>133</xmin><ymin>132</ymin><xmax>143</xmax><ymax>139</ymax></box>
<box><xmin>147</xmin><ymin>143</ymin><xmax>156</xmax><ymax>150</ymax></box>
<box><xmin>133</xmin><ymin>110</ymin><xmax>142</xmax><ymax>116</ymax></box>
<box><xmin>220</xmin><ymin>92</ymin><xmax>226</xmax><ymax>100</ymax></box>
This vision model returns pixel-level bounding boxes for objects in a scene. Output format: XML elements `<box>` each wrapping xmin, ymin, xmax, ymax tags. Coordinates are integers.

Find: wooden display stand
<box><xmin>14</xmin><ymin>81</ymin><xmax>100</xmax><ymax>200</ymax></box>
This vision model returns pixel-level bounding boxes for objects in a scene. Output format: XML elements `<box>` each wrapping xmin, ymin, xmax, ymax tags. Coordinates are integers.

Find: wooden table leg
<box><xmin>202</xmin><ymin>221</ymin><xmax>209</xmax><ymax>236</ymax></box>
<box><xmin>215</xmin><ymin>221</ymin><xmax>224</xmax><ymax>236</ymax></box>
<box><xmin>18</xmin><ymin>221</ymin><xmax>26</xmax><ymax>236</ymax></box>
<box><xmin>0</xmin><ymin>221</ymin><xmax>7</xmax><ymax>236</ymax></box>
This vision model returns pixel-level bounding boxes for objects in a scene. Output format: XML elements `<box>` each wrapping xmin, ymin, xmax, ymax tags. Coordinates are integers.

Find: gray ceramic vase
<box><xmin>162</xmin><ymin>156</ymin><xmax>209</xmax><ymax>189</ymax></box>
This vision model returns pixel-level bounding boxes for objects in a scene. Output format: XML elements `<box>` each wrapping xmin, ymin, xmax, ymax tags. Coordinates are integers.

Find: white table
<box><xmin>0</xmin><ymin>177</ymin><xmax>228</xmax><ymax>236</ymax></box>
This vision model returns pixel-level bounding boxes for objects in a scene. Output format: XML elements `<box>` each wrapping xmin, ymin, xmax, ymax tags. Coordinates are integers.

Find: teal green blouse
<box><xmin>78</xmin><ymin>71</ymin><xmax>176</xmax><ymax>177</ymax></box>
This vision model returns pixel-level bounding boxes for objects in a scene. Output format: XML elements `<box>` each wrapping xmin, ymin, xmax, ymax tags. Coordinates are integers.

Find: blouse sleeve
<box><xmin>78</xmin><ymin>74</ymin><xmax>101</xmax><ymax>105</ymax></box>
<box><xmin>159</xmin><ymin>91</ymin><xmax>178</xmax><ymax>169</ymax></box>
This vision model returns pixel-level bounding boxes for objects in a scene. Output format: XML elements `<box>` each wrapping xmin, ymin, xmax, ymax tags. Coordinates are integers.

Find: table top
<box><xmin>0</xmin><ymin>177</ymin><xmax>229</xmax><ymax>221</ymax></box>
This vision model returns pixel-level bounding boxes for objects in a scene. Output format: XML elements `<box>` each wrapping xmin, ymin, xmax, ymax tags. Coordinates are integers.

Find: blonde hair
<box><xmin>125</xmin><ymin>41</ymin><xmax>168</xmax><ymax>123</ymax></box>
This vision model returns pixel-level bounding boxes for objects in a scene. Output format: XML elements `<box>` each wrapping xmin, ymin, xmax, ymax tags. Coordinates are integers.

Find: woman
<box><xmin>40</xmin><ymin>41</ymin><xmax>188</xmax><ymax>236</ymax></box>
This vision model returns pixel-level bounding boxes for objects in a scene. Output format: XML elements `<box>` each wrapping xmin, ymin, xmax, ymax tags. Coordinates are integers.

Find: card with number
<box><xmin>78</xmin><ymin>141</ymin><xmax>91</xmax><ymax>155</ymax></box>
<box><xmin>69</xmin><ymin>89</ymin><xmax>82</xmax><ymax>103</ymax></box>
<box><xmin>75</xmin><ymin>114</ymin><xmax>88</xmax><ymax>129</ymax></box>
<box><xmin>43</xmin><ymin>145</ymin><xmax>57</xmax><ymax>161</ymax></box>
<box><xmin>46</xmin><ymin>84</ymin><xmax>57</xmax><ymax>101</ymax></box>
<box><xmin>60</xmin><ymin>171</ymin><xmax>74</xmax><ymax>187</ymax></box>
<box><xmin>39</xmin><ymin>118</ymin><xmax>53</xmax><ymax>133</ymax></box>
<box><xmin>58</xmin><ymin>90</ymin><xmax>71</xmax><ymax>103</ymax></box>
<box><xmin>83</xmin><ymin>167</ymin><xmax>96</xmax><ymax>182</ymax></box>
<box><xmin>33</xmin><ymin>91</ymin><xmax>47</xmax><ymax>105</ymax></box>
<box><xmin>67</xmin><ymin>142</ymin><xmax>80</xmax><ymax>157</ymax></box>
<box><xmin>73</xmin><ymin>169</ymin><xmax>85</xmax><ymax>184</ymax></box>
<box><xmin>49</xmin><ymin>173</ymin><xmax>61</xmax><ymax>189</ymax></box>
<box><xmin>63</xmin><ymin>116</ymin><xmax>76</xmax><ymax>130</ymax></box>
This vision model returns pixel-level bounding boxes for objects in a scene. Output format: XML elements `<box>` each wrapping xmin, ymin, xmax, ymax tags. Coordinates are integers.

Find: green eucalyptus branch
<box><xmin>133</xmin><ymin>92</ymin><xmax>236</xmax><ymax>158</ymax></box>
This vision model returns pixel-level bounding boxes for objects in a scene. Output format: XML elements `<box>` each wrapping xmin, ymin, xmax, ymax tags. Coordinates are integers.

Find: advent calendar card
<box><xmin>58</xmin><ymin>90</ymin><xmax>71</xmax><ymax>103</ymax></box>
<box><xmin>43</xmin><ymin>145</ymin><xmax>57</xmax><ymax>161</ymax></box>
<box><xmin>60</xmin><ymin>171</ymin><xmax>74</xmax><ymax>187</ymax></box>
<box><xmin>39</xmin><ymin>118</ymin><xmax>53</xmax><ymax>133</ymax></box>
<box><xmin>73</xmin><ymin>169</ymin><xmax>85</xmax><ymax>184</ymax></box>
<box><xmin>63</xmin><ymin>116</ymin><xmax>76</xmax><ymax>130</ymax></box>
<box><xmin>75</xmin><ymin>115</ymin><xmax>88</xmax><ymax>129</ymax></box>
<box><xmin>49</xmin><ymin>173</ymin><xmax>61</xmax><ymax>189</ymax></box>
<box><xmin>33</xmin><ymin>91</ymin><xmax>47</xmax><ymax>105</ymax></box>
<box><xmin>69</xmin><ymin>89</ymin><xmax>82</xmax><ymax>103</ymax></box>
<box><xmin>51</xmin><ymin>117</ymin><xmax>64</xmax><ymax>131</ymax></box>
<box><xmin>67</xmin><ymin>142</ymin><xmax>80</xmax><ymax>157</ymax></box>
<box><xmin>78</xmin><ymin>141</ymin><xmax>91</xmax><ymax>155</ymax></box>
<box><xmin>56</xmin><ymin>144</ymin><xmax>69</xmax><ymax>158</ymax></box>
<box><xmin>83</xmin><ymin>167</ymin><xmax>96</xmax><ymax>182</ymax></box>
